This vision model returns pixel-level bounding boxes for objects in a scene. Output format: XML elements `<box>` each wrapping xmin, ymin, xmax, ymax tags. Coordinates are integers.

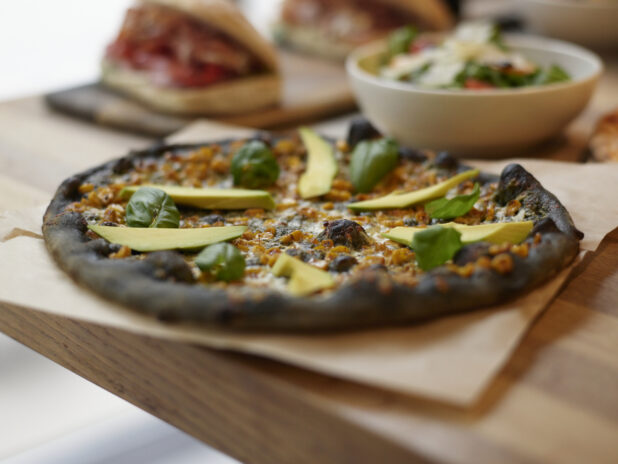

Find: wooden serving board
<box><xmin>45</xmin><ymin>51</ymin><xmax>356</xmax><ymax>137</ymax></box>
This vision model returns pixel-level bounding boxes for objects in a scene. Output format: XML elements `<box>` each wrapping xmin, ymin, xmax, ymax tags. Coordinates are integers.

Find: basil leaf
<box><xmin>125</xmin><ymin>187</ymin><xmax>180</xmax><ymax>228</ymax></box>
<box><xmin>195</xmin><ymin>242</ymin><xmax>245</xmax><ymax>282</ymax></box>
<box><xmin>388</xmin><ymin>25</ymin><xmax>418</xmax><ymax>58</ymax></box>
<box><xmin>349</xmin><ymin>138</ymin><xmax>399</xmax><ymax>193</ymax></box>
<box><xmin>231</xmin><ymin>140</ymin><xmax>280</xmax><ymax>189</ymax></box>
<box><xmin>411</xmin><ymin>226</ymin><xmax>463</xmax><ymax>271</ymax></box>
<box><xmin>425</xmin><ymin>183</ymin><xmax>480</xmax><ymax>220</ymax></box>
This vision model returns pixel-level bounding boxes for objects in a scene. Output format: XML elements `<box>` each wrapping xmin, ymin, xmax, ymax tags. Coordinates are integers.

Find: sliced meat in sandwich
<box><xmin>103</xmin><ymin>0</ymin><xmax>281</xmax><ymax>115</ymax></box>
<box><xmin>274</xmin><ymin>0</ymin><xmax>454</xmax><ymax>60</ymax></box>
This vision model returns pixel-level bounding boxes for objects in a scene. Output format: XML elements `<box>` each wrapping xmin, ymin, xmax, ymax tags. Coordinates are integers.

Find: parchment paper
<box><xmin>0</xmin><ymin>123</ymin><xmax>616</xmax><ymax>406</ymax></box>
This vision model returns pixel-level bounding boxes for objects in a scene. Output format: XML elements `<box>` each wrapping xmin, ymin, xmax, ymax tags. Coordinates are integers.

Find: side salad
<box><xmin>380</xmin><ymin>22</ymin><xmax>571</xmax><ymax>89</ymax></box>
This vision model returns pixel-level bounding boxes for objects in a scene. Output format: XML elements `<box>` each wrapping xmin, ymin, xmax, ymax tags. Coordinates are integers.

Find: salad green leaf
<box><xmin>125</xmin><ymin>187</ymin><xmax>180</xmax><ymax>228</ymax></box>
<box><xmin>489</xmin><ymin>24</ymin><xmax>507</xmax><ymax>50</ymax></box>
<box><xmin>455</xmin><ymin>62</ymin><xmax>570</xmax><ymax>89</ymax></box>
<box><xmin>407</xmin><ymin>62</ymin><xmax>431</xmax><ymax>82</ymax></box>
<box><xmin>425</xmin><ymin>183</ymin><xmax>480</xmax><ymax>220</ymax></box>
<box><xmin>382</xmin><ymin>22</ymin><xmax>571</xmax><ymax>90</ymax></box>
<box><xmin>349</xmin><ymin>138</ymin><xmax>399</xmax><ymax>193</ymax></box>
<box><xmin>456</xmin><ymin>63</ymin><xmax>510</xmax><ymax>88</ymax></box>
<box><xmin>388</xmin><ymin>25</ymin><xmax>417</xmax><ymax>58</ymax></box>
<box><xmin>410</xmin><ymin>225</ymin><xmax>463</xmax><ymax>271</ymax></box>
<box><xmin>534</xmin><ymin>65</ymin><xmax>570</xmax><ymax>85</ymax></box>
<box><xmin>195</xmin><ymin>242</ymin><xmax>246</xmax><ymax>282</ymax></box>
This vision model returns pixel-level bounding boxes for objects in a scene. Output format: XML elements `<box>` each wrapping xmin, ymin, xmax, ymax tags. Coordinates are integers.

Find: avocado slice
<box><xmin>383</xmin><ymin>221</ymin><xmax>534</xmax><ymax>246</ymax></box>
<box><xmin>298</xmin><ymin>127</ymin><xmax>338</xmax><ymax>199</ymax></box>
<box><xmin>348</xmin><ymin>169</ymin><xmax>479</xmax><ymax>211</ymax></box>
<box><xmin>120</xmin><ymin>185</ymin><xmax>275</xmax><ymax>210</ymax></box>
<box><xmin>272</xmin><ymin>253</ymin><xmax>335</xmax><ymax>296</ymax></box>
<box><xmin>89</xmin><ymin>225</ymin><xmax>247</xmax><ymax>252</ymax></box>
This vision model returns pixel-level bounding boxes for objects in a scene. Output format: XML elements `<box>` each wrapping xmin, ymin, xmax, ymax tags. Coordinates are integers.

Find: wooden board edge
<box><xmin>0</xmin><ymin>302</ymin><xmax>430</xmax><ymax>464</ymax></box>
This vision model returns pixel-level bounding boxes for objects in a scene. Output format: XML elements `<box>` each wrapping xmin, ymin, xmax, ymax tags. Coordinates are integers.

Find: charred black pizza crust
<box><xmin>43</xmin><ymin>140</ymin><xmax>582</xmax><ymax>332</ymax></box>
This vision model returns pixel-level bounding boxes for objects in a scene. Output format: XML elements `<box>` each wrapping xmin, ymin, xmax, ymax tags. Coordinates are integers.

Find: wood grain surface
<box><xmin>0</xmin><ymin>232</ymin><xmax>616</xmax><ymax>464</ymax></box>
<box><xmin>0</xmin><ymin>93</ymin><xmax>617</xmax><ymax>463</ymax></box>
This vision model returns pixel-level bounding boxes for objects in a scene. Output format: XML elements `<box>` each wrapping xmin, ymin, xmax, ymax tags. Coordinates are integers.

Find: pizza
<box><xmin>42</xmin><ymin>120</ymin><xmax>582</xmax><ymax>331</ymax></box>
<box><xmin>590</xmin><ymin>108</ymin><xmax>618</xmax><ymax>162</ymax></box>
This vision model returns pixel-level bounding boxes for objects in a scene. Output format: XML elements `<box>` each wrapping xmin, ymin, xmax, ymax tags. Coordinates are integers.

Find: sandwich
<box><xmin>274</xmin><ymin>0</ymin><xmax>454</xmax><ymax>60</ymax></box>
<box><xmin>102</xmin><ymin>0</ymin><xmax>281</xmax><ymax>115</ymax></box>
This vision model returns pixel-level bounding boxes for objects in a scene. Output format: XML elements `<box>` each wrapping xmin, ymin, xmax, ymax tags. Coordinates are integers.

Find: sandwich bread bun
<box><xmin>102</xmin><ymin>0</ymin><xmax>281</xmax><ymax>115</ymax></box>
<box><xmin>275</xmin><ymin>0</ymin><xmax>454</xmax><ymax>60</ymax></box>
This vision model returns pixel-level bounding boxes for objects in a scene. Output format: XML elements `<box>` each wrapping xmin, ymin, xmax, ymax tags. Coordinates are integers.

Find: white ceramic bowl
<box><xmin>346</xmin><ymin>34</ymin><xmax>602</xmax><ymax>157</ymax></box>
<box><xmin>520</xmin><ymin>0</ymin><xmax>618</xmax><ymax>50</ymax></box>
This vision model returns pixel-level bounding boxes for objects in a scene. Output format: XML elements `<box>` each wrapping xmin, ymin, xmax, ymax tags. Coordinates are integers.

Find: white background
<box><xmin>0</xmin><ymin>0</ymin><xmax>131</xmax><ymax>101</ymax></box>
